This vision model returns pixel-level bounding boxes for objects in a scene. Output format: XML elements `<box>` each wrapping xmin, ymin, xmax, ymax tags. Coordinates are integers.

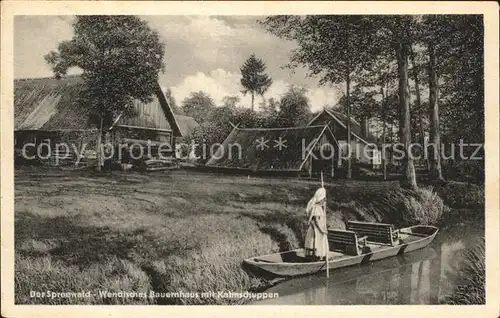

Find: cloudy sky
<box><xmin>14</xmin><ymin>15</ymin><xmax>340</xmax><ymax>111</ymax></box>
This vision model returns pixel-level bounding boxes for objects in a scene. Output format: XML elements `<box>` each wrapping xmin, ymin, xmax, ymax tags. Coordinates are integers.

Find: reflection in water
<box><xmin>255</xmin><ymin>222</ymin><xmax>482</xmax><ymax>305</ymax></box>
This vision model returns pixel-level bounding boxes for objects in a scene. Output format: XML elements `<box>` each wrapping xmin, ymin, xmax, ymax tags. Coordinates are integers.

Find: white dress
<box><xmin>305</xmin><ymin>202</ymin><xmax>328</xmax><ymax>259</ymax></box>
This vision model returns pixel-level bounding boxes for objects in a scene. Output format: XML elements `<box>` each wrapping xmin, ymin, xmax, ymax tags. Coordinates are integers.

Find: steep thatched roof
<box><xmin>308</xmin><ymin>108</ymin><xmax>378</xmax><ymax>144</ymax></box>
<box><xmin>14</xmin><ymin>75</ymin><xmax>182</xmax><ymax>136</ymax></box>
<box><xmin>14</xmin><ymin>76</ymin><xmax>91</xmax><ymax>130</ymax></box>
<box><xmin>206</xmin><ymin>125</ymin><xmax>339</xmax><ymax>172</ymax></box>
<box><xmin>174</xmin><ymin>115</ymin><xmax>199</xmax><ymax>137</ymax></box>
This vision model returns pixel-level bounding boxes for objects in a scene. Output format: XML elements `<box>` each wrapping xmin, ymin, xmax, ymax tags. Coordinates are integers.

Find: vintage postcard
<box><xmin>1</xmin><ymin>1</ymin><xmax>499</xmax><ymax>317</ymax></box>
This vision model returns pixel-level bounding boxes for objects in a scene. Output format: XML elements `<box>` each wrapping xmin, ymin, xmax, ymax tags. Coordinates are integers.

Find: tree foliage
<box><xmin>337</xmin><ymin>88</ymin><xmax>379</xmax><ymax>123</ymax></box>
<box><xmin>240</xmin><ymin>54</ymin><xmax>273</xmax><ymax>111</ymax></box>
<box><xmin>184</xmin><ymin>106</ymin><xmax>270</xmax><ymax>163</ymax></box>
<box><xmin>425</xmin><ymin>15</ymin><xmax>484</xmax><ymax>145</ymax></box>
<box><xmin>221</xmin><ymin>95</ymin><xmax>241</xmax><ymax>108</ymax></box>
<box><xmin>181</xmin><ymin>91</ymin><xmax>215</xmax><ymax>124</ymax></box>
<box><xmin>259</xmin><ymin>97</ymin><xmax>280</xmax><ymax>118</ymax></box>
<box><xmin>45</xmin><ymin>16</ymin><xmax>165</xmax><ymax>128</ymax></box>
<box><xmin>276</xmin><ymin>86</ymin><xmax>312</xmax><ymax>128</ymax></box>
<box><xmin>261</xmin><ymin>16</ymin><xmax>377</xmax><ymax>85</ymax></box>
<box><xmin>380</xmin><ymin>16</ymin><xmax>420</xmax><ymax>188</ymax></box>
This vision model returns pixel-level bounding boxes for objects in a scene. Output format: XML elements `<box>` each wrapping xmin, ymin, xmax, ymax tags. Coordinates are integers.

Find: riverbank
<box><xmin>14</xmin><ymin>167</ymin><xmax>483</xmax><ymax>304</ymax></box>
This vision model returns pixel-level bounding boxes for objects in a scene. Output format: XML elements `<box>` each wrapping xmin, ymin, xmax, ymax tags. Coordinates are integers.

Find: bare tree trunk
<box><xmin>428</xmin><ymin>42</ymin><xmax>444</xmax><ymax>181</ymax></box>
<box><xmin>397</xmin><ymin>43</ymin><xmax>418</xmax><ymax>189</ymax></box>
<box><xmin>251</xmin><ymin>92</ymin><xmax>255</xmax><ymax>112</ymax></box>
<box><xmin>390</xmin><ymin>122</ymin><xmax>394</xmax><ymax>143</ymax></box>
<box><xmin>380</xmin><ymin>88</ymin><xmax>387</xmax><ymax>181</ymax></box>
<box><xmin>410</xmin><ymin>46</ymin><xmax>430</xmax><ymax>171</ymax></box>
<box><xmin>418</xmin><ymin>112</ymin><xmax>427</xmax><ymax>168</ymax></box>
<box><xmin>346</xmin><ymin>73</ymin><xmax>352</xmax><ymax>180</ymax></box>
<box><xmin>345</xmin><ymin>28</ymin><xmax>352</xmax><ymax>181</ymax></box>
<box><xmin>96</xmin><ymin>115</ymin><xmax>103</xmax><ymax>172</ymax></box>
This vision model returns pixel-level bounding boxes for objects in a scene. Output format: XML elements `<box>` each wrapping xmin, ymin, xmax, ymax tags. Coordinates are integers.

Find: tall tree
<box><xmin>45</xmin><ymin>16</ymin><xmax>165</xmax><ymax>171</ymax></box>
<box><xmin>427</xmin><ymin>40</ymin><xmax>444</xmax><ymax>181</ymax></box>
<box><xmin>240</xmin><ymin>54</ymin><xmax>273</xmax><ymax>111</ymax></box>
<box><xmin>396</xmin><ymin>39</ymin><xmax>418</xmax><ymax>188</ymax></box>
<box><xmin>261</xmin><ymin>15</ymin><xmax>378</xmax><ymax>179</ymax></box>
<box><xmin>258</xmin><ymin>97</ymin><xmax>280</xmax><ymax>127</ymax></box>
<box><xmin>181</xmin><ymin>91</ymin><xmax>215</xmax><ymax>124</ymax></box>
<box><xmin>369</xmin><ymin>15</ymin><xmax>419</xmax><ymax>188</ymax></box>
<box><xmin>409</xmin><ymin>45</ymin><xmax>430</xmax><ymax>170</ymax></box>
<box><xmin>424</xmin><ymin>15</ymin><xmax>483</xmax><ymax>182</ymax></box>
<box><xmin>276</xmin><ymin>86</ymin><xmax>312</xmax><ymax>127</ymax></box>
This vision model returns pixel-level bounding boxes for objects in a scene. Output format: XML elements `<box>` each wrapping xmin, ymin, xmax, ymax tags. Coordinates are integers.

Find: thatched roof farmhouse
<box><xmin>14</xmin><ymin>75</ymin><xmax>183</xmax><ymax>164</ymax></box>
<box><xmin>206</xmin><ymin>124</ymin><xmax>342</xmax><ymax>177</ymax></box>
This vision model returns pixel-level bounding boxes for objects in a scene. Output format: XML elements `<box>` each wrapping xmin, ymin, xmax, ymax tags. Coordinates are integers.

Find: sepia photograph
<box><xmin>1</xmin><ymin>1</ymin><xmax>499</xmax><ymax>317</ymax></box>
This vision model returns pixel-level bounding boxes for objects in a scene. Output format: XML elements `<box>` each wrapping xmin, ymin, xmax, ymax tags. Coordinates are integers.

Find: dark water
<box><xmin>254</xmin><ymin>218</ymin><xmax>483</xmax><ymax>305</ymax></box>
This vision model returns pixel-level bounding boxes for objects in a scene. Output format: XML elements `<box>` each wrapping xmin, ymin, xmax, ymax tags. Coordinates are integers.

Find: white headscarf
<box><xmin>306</xmin><ymin>187</ymin><xmax>326</xmax><ymax>217</ymax></box>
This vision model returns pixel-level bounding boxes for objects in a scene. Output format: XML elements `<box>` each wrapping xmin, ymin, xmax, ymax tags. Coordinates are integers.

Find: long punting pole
<box><xmin>321</xmin><ymin>172</ymin><xmax>329</xmax><ymax>278</ymax></box>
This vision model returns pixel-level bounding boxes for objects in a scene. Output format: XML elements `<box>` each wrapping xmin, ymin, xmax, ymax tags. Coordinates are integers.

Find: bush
<box><xmin>326</xmin><ymin>183</ymin><xmax>445</xmax><ymax>227</ymax></box>
<box><xmin>401</xmin><ymin>187</ymin><xmax>445</xmax><ymax>225</ymax></box>
<box><xmin>433</xmin><ymin>181</ymin><xmax>485</xmax><ymax>209</ymax></box>
<box><xmin>372</xmin><ymin>186</ymin><xmax>445</xmax><ymax>226</ymax></box>
<box><xmin>445</xmin><ymin>238</ymin><xmax>485</xmax><ymax>304</ymax></box>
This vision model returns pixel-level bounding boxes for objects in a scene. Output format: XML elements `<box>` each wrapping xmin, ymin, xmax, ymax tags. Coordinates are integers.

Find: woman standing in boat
<box><xmin>304</xmin><ymin>187</ymin><xmax>329</xmax><ymax>261</ymax></box>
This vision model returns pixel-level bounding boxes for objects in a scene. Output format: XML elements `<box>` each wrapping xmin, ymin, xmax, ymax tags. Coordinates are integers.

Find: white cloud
<box><xmin>306</xmin><ymin>87</ymin><xmax>338</xmax><ymax>110</ymax></box>
<box><xmin>145</xmin><ymin>15</ymin><xmax>296</xmax><ymax>76</ymax></box>
<box><xmin>168</xmin><ymin>68</ymin><xmax>338</xmax><ymax>112</ymax></box>
<box><xmin>144</xmin><ymin>16</ymin><xmax>242</xmax><ymax>66</ymax></box>
<box><xmin>169</xmin><ymin>69</ymin><xmax>239</xmax><ymax>106</ymax></box>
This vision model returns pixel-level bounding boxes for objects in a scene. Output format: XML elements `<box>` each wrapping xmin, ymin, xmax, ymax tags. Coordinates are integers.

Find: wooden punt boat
<box><xmin>243</xmin><ymin>225</ymin><xmax>439</xmax><ymax>277</ymax></box>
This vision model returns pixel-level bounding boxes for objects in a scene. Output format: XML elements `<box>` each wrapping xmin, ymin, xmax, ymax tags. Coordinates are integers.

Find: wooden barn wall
<box><xmin>118</xmin><ymin>97</ymin><xmax>172</xmax><ymax>131</ymax></box>
<box><xmin>112</xmin><ymin>127</ymin><xmax>172</xmax><ymax>145</ymax></box>
<box><xmin>111</xmin><ymin>127</ymin><xmax>174</xmax><ymax>161</ymax></box>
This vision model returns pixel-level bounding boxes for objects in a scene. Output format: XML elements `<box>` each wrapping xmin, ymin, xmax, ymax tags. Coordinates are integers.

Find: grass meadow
<box><xmin>14</xmin><ymin>167</ymin><xmax>482</xmax><ymax>304</ymax></box>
